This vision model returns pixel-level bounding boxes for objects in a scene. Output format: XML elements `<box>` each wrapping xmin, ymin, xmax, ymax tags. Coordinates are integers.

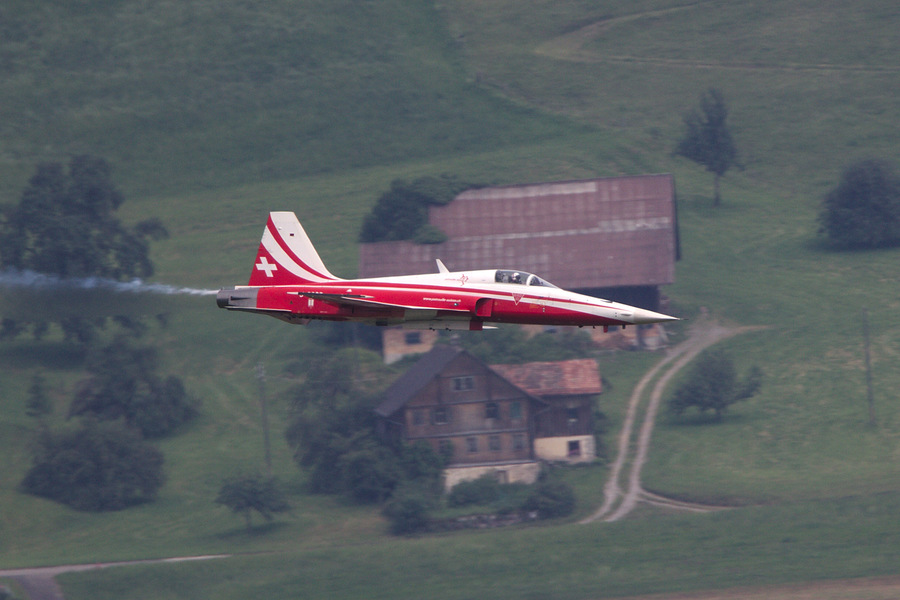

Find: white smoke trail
<box><xmin>0</xmin><ymin>269</ymin><xmax>218</xmax><ymax>296</ymax></box>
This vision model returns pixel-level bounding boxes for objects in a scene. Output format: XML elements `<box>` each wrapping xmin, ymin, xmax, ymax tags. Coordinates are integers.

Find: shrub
<box><xmin>819</xmin><ymin>159</ymin><xmax>900</xmax><ymax>249</ymax></box>
<box><xmin>339</xmin><ymin>442</ymin><xmax>402</xmax><ymax>504</ymax></box>
<box><xmin>383</xmin><ymin>484</ymin><xmax>434</xmax><ymax>535</ymax></box>
<box><xmin>21</xmin><ymin>421</ymin><xmax>165</xmax><ymax>511</ymax></box>
<box><xmin>447</xmin><ymin>474</ymin><xmax>502</xmax><ymax>507</ymax></box>
<box><xmin>523</xmin><ymin>479</ymin><xmax>576</xmax><ymax>520</ymax></box>
<box><xmin>69</xmin><ymin>337</ymin><xmax>198</xmax><ymax>438</ymax></box>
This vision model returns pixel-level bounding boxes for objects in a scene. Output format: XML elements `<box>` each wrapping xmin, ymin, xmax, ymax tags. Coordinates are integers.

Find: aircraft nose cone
<box><xmin>630</xmin><ymin>308</ymin><xmax>680</xmax><ymax>324</ymax></box>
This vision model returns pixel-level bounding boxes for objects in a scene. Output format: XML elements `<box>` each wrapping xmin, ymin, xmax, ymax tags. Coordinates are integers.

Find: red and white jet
<box><xmin>217</xmin><ymin>212</ymin><xmax>678</xmax><ymax>331</ymax></box>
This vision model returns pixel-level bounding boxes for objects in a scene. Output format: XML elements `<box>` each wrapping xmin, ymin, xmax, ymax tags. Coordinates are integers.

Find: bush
<box><xmin>819</xmin><ymin>159</ymin><xmax>900</xmax><ymax>249</ymax></box>
<box><xmin>523</xmin><ymin>479</ymin><xmax>576</xmax><ymax>520</ymax></box>
<box><xmin>21</xmin><ymin>421</ymin><xmax>165</xmax><ymax>511</ymax></box>
<box><xmin>69</xmin><ymin>337</ymin><xmax>198</xmax><ymax>438</ymax></box>
<box><xmin>339</xmin><ymin>442</ymin><xmax>402</xmax><ymax>504</ymax></box>
<box><xmin>447</xmin><ymin>474</ymin><xmax>502</xmax><ymax>507</ymax></box>
<box><xmin>383</xmin><ymin>484</ymin><xmax>435</xmax><ymax>535</ymax></box>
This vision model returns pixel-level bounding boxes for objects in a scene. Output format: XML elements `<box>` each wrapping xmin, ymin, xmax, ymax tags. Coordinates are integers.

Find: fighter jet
<box><xmin>217</xmin><ymin>212</ymin><xmax>678</xmax><ymax>331</ymax></box>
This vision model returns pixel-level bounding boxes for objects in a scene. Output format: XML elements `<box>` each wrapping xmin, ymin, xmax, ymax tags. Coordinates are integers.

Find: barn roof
<box><xmin>490</xmin><ymin>359</ymin><xmax>602</xmax><ymax>397</ymax></box>
<box><xmin>358</xmin><ymin>174</ymin><xmax>678</xmax><ymax>290</ymax></box>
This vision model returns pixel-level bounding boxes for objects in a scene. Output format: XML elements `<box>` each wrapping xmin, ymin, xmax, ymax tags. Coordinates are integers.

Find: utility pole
<box><xmin>256</xmin><ymin>362</ymin><xmax>273</xmax><ymax>477</ymax></box>
<box><xmin>862</xmin><ymin>309</ymin><xmax>876</xmax><ymax>427</ymax></box>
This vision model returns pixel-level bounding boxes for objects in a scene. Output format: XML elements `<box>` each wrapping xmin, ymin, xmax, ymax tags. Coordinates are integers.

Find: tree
<box><xmin>0</xmin><ymin>155</ymin><xmax>168</xmax><ymax>278</ymax></box>
<box><xmin>21</xmin><ymin>421</ymin><xmax>165</xmax><ymax>511</ymax></box>
<box><xmin>0</xmin><ymin>155</ymin><xmax>168</xmax><ymax>340</ymax></box>
<box><xmin>284</xmin><ymin>349</ymin><xmax>445</xmax><ymax>504</ymax></box>
<box><xmin>68</xmin><ymin>336</ymin><xmax>198</xmax><ymax>438</ymax></box>
<box><xmin>668</xmin><ymin>350</ymin><xmax>762</xmax><ymax>421</ymax></box>
<box><xmin>675</xmin><ymin>88</ymin><xmax>740</xmax><ymax>206</ymax></box>
<box><xmin>819</xmin><ymin>159</ymin><xmax>900</xmax><ymax>249</ymax></box>
<box><xmin>284</xmin><ymin>348</ymin><xmax>394</xmax><ymax>495</ymax></box>
<box><xmin>215</xmin><ymin>474</ymin><xmax>290</xmax><ymax>532</ymax></box>
<box><xmin>339</xmin><ymin>438</ymin><xmax>403</xmax><ymax>503</ymax></box>
<box><xmin>357</xmin><ymin>176</ymin><xmax>476</xmax><ymax>243</ymax></box>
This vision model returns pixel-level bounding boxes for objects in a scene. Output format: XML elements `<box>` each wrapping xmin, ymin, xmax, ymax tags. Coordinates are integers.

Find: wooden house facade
<box><xmin>375</xmin><ymin>345</ymin><xmax>545</xmax><ymax>487</ymax></box>
<box><xmin>491</xmin><ymin>359</ymin><xmax>602</xmax><ymax>463</ymax></box>
<box><xmin>376</xmin><ymin>346</ymin><xmax>603</xmax><ymax>488</ymax></box>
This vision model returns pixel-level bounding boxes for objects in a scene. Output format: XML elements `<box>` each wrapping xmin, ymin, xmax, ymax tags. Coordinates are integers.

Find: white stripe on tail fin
<box><xmin>247</xmin><ymin>212</ymin><xmax>341</xmax><ymax>286</ymax></box>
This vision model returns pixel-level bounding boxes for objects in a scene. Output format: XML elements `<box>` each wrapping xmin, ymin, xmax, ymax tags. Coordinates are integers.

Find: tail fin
<box><xmin>247</xmin><ymin>212</ymin><xmax>341</xmax><ymax>286</ymax></box>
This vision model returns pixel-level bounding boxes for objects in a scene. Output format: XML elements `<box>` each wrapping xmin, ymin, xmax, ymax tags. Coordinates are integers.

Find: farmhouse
<box><xmin>359</xmin><ymin>174</ymin><xmax>679</xmax><ymax>362</ymax></box>
<box><xmin>491</xmin><ymin>358</ymin><xmax>601</xmax><ymax>463</ymax></box>
<box><xmin>375</xmin><ymin>345</ymin><xmax>603</xmax><ymax>488</ymax></box>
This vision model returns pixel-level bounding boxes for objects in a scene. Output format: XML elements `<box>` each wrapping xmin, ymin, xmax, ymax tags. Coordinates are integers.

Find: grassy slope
<box><xmin>0</xmin><ymin>0</ymin><xmax>575</xmax><ymax>198</ymax></box>
<box><xmin>2</xmin><ymin>0</ymin><xmax>900</xmax><ymax>598</ymax></box>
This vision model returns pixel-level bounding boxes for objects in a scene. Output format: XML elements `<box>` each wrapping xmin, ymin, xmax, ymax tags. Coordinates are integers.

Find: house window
<box><xmin>489</xmin><ymin>435</ymin><xmax>501</xmax><ymax>452</ymax></box>
<box><xmin>509</xmin><ymin>401</ymin><xmax>522</xmax><ymax>420</ymax></box>
<box><xmin>433</xmin><ymin>406</ymin><xmax>450</xmax><ymax>425</ymax></box>
<box><xmin>438</xmin><ymin>439</ymin><xmax>454</xmax><ymax>459</ymax></box>
<box><xmin>567</xmin><ymin>407</ymin><xmax>579</xmax><ymax>423</ymax></box>
<box><xmin>452</xmin><ymin>376</ymin><xmax>474</xmax><ymax>391</ymax></box>
<box><xmin>513</xmin><ymin>433</ymin><xmax>526</xmax><ymax>451</ymax></box>
<box><xmin>485</xmin><ymin>402</ymin><xmax>499</xmax><ymax>419</ymax></box>
<box><xmin>568</xmin><ymin>440</ymin><xmax>581</xmax><ymax>457</ymax></box>
<box><xmin>412</xmin><ymin>409</ymin><xmax>425</xmax><ymax>426</ymax></box>
<box><xmin>404</xmin><ymin>332</ymin><xmax>422</xmax><ymax>345</ymax></box>
<box><xmin>466</xmin><ymin>436</ymin><xmax>478</xmax><ymax>453</ymax></box>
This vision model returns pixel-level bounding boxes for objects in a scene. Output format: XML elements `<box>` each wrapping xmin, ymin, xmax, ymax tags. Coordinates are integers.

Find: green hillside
<box><xmin>0</xmin><ymin>0</ymin><xmax>576</xmax><ymax>198</ymax></box>
<box><xmin>2</xmin><ymin>1</ymin><xmax>900</xmax><ymax>598</ymax></box>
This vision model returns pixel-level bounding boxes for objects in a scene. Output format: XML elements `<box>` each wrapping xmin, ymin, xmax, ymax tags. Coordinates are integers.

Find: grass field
<box><xmin>2</xmin><ymin>1</ymin><xmax>900</xmax><ymax>598</ymax></box>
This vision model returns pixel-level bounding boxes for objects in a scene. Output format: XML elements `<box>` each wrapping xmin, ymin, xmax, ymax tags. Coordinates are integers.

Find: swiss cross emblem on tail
<box><xmin>256</xmin><ymin>256</ymin><xmax>277</xmax><ymax>277</ymax></box>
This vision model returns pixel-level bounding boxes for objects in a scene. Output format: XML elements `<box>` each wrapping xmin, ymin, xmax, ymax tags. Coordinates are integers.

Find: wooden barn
<box><xmin>360</xmin><ymin>174</ymin><xmax>679</xmax><ymax>362</ymax></box>
<box><xmin>375</xmin><ymin>345</ymin><xmax>603</xmax><ymax>488</ymax></box>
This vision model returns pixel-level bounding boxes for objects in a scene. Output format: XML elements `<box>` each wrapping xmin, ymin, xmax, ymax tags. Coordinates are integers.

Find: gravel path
<box><xmin>581</xmin><ymin>319</ymin><xmax>762</xmax><ymax>524</ymax></box>
<box><xmin>0</xmin><ymin>555</ymin><xmax>229</xmax><ymax>600</ymax></box>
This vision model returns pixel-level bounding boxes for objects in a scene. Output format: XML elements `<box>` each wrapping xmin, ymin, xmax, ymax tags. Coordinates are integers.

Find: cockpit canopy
<box><xmin>494</xmin><ymin>270</ymin><xmax>558</xmax><ymax>288</ymax></box>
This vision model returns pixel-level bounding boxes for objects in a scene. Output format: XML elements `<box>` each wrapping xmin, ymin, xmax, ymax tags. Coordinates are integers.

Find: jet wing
<box><xmin>293</xmin><ymin>291</ymin><xmax>471</xmax><ymax>313</ymax></box>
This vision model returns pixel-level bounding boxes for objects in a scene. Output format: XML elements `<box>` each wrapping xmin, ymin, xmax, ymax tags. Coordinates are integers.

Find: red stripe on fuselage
<box><xmin>255</xmin><ymin>280</ymin><xmax>628</xmax><ymax>327</ymax></box>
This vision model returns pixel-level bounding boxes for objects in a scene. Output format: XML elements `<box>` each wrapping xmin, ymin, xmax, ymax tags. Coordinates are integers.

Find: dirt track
<box><xmin>581</xmin><ymin>318</ymin><xmax>759</xmax><ymax>523</ymax></box>
<box><xmin>0</xmin><ymin>555</ymin><xmax>229</xmax><ymax>600</ymax></box>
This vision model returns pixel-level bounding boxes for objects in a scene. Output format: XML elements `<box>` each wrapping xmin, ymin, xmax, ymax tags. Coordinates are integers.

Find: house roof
<box><xmin>358</xmin><ymin>174</ymin><xmax>678</xmax><ymax>290</ymax></box>
<box><xmin>374</xmin><ymin>345</ymin><xmax>463</xmax><ymax>418</ymax></box>
<box><xmin>490</xmin><ymin>359</ymin><xmax>602</xmax><ymax>397</ymax></box>
<box><xmin>374</xmin><ymin>345</ymin><xmax>551</xmax><ymax>419</ymax></box>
